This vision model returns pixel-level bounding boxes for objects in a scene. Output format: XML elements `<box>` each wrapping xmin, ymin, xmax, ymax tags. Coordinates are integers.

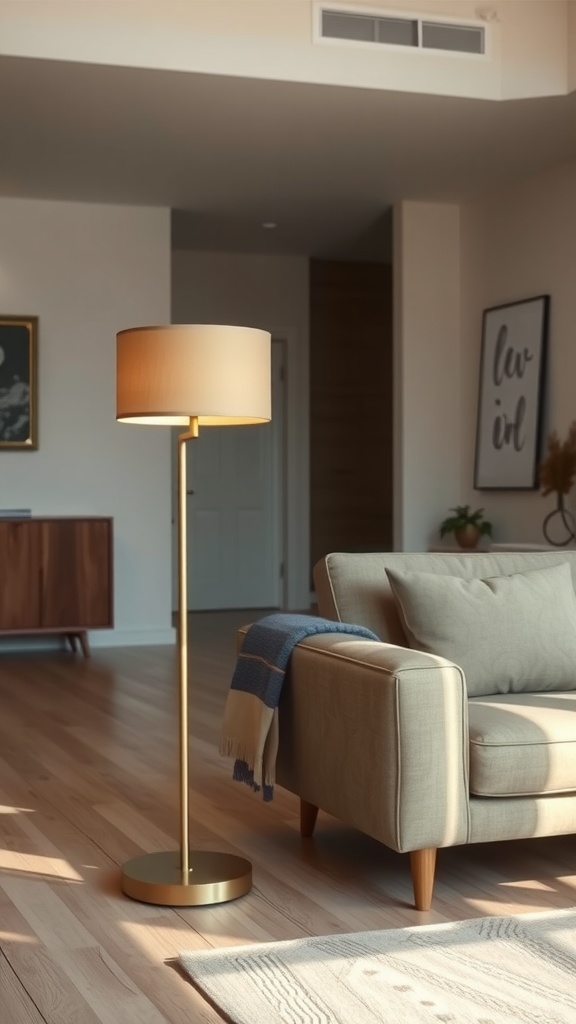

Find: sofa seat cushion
<box><xmin>469</xmin><ymin>692</ymin><xmax>576</xmax><ymax>796</ymax></box>
<box><xmin>385</xmin><ymin>562</ymin><xmax>576</xmax><ymax>697</ymax></box>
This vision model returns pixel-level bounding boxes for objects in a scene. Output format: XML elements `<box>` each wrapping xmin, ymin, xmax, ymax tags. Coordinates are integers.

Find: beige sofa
<box><xmin>273</xmin><ymin>550</ymin><xmax>576</xmax><ymax>910</ymax></box>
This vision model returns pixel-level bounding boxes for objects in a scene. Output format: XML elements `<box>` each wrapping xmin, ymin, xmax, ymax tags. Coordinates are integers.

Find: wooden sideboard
<box><xmin>0</xmin><ymin>516</ymin><xmax>113</xmax><ymax>656</ymax></box>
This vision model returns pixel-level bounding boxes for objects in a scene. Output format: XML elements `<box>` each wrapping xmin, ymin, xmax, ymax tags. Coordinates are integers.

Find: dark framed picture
<box><xmin>474</xmin><ymin>295</ymin><xmax>549</xmax><ymax>490</ymax></box>
<box><xmin>0</xmin><ymin>316</ymin><xmax>38</xmax><ymax>450</ymax></box>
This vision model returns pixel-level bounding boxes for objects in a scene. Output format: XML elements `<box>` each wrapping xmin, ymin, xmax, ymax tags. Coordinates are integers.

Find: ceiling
<box><xmin>3</xmin><ymin>54</ymin><xmax>576</xmax><ymax>260</ymax></box>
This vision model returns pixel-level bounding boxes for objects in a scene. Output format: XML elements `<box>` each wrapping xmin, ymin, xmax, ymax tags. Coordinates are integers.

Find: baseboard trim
<box><xmin>90</xmin><ymin>627</ymin><xmax>177</xmax><ymax>648</ymax></box>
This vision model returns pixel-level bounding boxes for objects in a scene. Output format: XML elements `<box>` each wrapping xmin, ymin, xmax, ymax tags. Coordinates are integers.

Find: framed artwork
<box><xmin>474</xmin><ymin>295</ymin><xmax>549</xmax><ymax>490</ymax></box>
<box><xmin>0</xmin><ymin>316</ymin><xmax>38</xmax><ymax>450</ymax></box>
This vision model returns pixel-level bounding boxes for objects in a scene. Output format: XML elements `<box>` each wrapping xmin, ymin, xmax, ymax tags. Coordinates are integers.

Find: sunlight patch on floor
<box><xmin>0</xmin><ymin>930</ymin><xmax>38</xmax><ymax>944</ymax></box>
<box><xmin>0</xmin><ymin>853</ymin><xmax>84</xmax><ymax>881</ymax></box>
<box><xmin>500</xmin><ymin>880</ymin><xmax>557</xmax><ymax>892</ymax></box>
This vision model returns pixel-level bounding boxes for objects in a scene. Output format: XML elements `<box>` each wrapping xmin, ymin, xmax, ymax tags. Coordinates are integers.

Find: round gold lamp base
<box><xmin>121</xmin><ymin>850</ymin><xmax>252</xmax><ymax>906</ymax></box>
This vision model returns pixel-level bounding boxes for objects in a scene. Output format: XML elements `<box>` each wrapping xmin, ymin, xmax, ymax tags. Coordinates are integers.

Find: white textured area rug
<box><xmin>179</xmin><ymin>909</ymin><xmax>576</xmax><ymax>1024</ymax></box>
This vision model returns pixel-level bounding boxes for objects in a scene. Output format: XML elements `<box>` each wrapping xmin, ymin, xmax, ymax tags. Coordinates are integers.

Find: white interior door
<box><xmin>184</xmin><ymin>339</ymin><xmax>284</xmax><ymax>610</ymax></box>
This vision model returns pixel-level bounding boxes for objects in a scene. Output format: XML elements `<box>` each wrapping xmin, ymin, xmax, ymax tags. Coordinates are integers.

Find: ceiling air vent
<box><xmin>421</xmin><ymin>21</ymin><xmax>484</xmax><ymax>54</ymax></box>
<box><xmin>319</xmin><ymin>7</ymin><xmax>486</xmax><ymax>56</ymax></box>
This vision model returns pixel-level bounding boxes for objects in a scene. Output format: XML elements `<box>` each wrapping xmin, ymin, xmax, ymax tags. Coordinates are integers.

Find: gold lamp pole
<box><xmin>116</xmin><ymin>324</ymin><xmax>271</xmax><ymax>906</ymax></box>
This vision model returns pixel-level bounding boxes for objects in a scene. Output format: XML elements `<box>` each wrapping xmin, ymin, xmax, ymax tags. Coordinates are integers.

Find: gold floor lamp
<box><xmin>116</xmin><ymin>323</ymin><xmax>271</xmax><ymax>906</ymax></box>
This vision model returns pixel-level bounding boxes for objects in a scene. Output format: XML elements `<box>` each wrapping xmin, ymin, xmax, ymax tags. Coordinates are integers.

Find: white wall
<box><xmin>0</xmin><ymin>197</ymin><xmax>174</xmax><ymax>646</ymax></box>
<box><xmin>393</xmin><ymin>200</ymin><xmax>461</xmax><ymax>551</ymax></box>
<box><xmin>381</xmin><ymin>158</ymin><xmax>576</xmax><ymax>554</ymax></box>
<box><xmin>460</xmin><ymin>157</ymin><xmax>576</xmax><ymax>545</ymax></box>
<box><xmin>171</xmin><ymin>249</ymin><xmax>310</xmax><ymax>609</ymax></box>
<box><xmin>0</xmin><ymin>0</ymin><xmax>571</xmax><ymax>101</ymax></box>
<box><xmin>500</xmin><ymin>0</ymin><xmax>568</xmax><ymax>99</ymax></box>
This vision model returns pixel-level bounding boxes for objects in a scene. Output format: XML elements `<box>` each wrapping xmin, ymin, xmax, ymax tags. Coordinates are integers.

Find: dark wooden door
<box><xmin>0</xmin><ymin>520</ymin><xmax>41</xmax><ymax>629</ymax></box>
<box><xmin>310</xmin><ymin>259</ymin><xmax>393</xmax><ymax>575</ymax></box>
<box><xmin>40</xmin><ymin>518</ymin><xmax>113</xmax><ymax>628</ymax></box>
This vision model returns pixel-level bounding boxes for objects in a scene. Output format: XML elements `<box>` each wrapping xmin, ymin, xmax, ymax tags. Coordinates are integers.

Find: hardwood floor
<box><xmin>1</xmin><ymin>611</ymin><xmax>575</xmax><ymax>1022</ymax></box>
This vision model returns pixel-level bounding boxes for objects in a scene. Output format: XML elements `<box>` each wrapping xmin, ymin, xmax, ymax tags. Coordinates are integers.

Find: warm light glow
<box><xmin>116</xmin><ymin>324</ymin><xmax>271</xmax><ymax>426</ymax></box>
<box><xmin>0</xmin><ymin>805</ymin><xmax>34</xmax><ymax>814</ymax></box>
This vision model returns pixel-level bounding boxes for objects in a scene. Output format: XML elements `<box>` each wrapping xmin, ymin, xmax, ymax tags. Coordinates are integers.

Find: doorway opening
<box><xmin>171</xmin><ymin>338</ymin><xmax>286</xmax><ymax>611</ymax></box>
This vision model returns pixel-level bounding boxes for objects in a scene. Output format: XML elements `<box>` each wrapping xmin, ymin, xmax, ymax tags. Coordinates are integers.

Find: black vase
<box><xmin>542</xmin><ymin>492</ymin><xmax>576</xmax><ymax>547</ymax></box>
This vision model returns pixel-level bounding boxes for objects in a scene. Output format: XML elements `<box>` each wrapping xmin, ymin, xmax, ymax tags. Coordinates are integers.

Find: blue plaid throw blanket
<box><xmin>219</xmin><ymin>613</ymin><xmax>379</xmax><ymax>800</ymax></box>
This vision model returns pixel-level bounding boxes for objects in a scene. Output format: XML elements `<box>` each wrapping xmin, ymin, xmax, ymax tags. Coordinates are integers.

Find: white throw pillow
<box><xmin>385</xmin><ymin>562</ymin><xmax>576</xmax><ymax>697</ymax></box>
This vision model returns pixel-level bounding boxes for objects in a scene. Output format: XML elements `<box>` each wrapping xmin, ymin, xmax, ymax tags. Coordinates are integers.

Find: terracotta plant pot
<box><xmin>454</xmin><ymin>525</ymin><xmax>481</xmax><ymax>550</ymax></box>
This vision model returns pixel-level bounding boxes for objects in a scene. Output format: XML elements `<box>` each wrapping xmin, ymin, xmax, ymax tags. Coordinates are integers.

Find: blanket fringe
<box><xmin>233</xmin><ymin>759</ymin><xmax>274</xmax><ymax>802</ymax></box>
<box><xmin>219</xmin><ymin>736</ymin><xmax>255</xmax><ymax>765</ymax></box>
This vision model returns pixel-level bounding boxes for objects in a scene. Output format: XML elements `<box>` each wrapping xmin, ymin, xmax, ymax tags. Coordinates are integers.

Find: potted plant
<box><xmin>439</xmin><ymin>504</ymin><xmax>493</xmax><ymax>550</ymax></box>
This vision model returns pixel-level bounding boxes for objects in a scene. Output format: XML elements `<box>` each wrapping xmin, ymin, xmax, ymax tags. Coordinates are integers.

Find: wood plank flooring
<box><xmin>1</xmin><ymin>611</ymin><xmax>575</xmax><ymax>1022</ymax></box>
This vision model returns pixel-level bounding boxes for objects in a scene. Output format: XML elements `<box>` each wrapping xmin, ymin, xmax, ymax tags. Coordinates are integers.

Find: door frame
<box><xmin>271</xmin><ymin>336</ymin><xmax>287</xmax><ymax>610</ymax></box>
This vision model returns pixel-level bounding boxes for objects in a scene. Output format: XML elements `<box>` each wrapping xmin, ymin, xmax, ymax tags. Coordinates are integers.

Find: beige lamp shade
<box><xmin>116</xmin><ymin>324</ymin><xmax>271</xmax><ymax>425</ymax></box>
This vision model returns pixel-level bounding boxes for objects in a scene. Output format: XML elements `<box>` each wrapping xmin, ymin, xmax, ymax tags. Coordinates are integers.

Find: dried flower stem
<box><xmin>539</xmin><ymin>421</ymin><xmax>576</xmax><ymax>497</ymax></box>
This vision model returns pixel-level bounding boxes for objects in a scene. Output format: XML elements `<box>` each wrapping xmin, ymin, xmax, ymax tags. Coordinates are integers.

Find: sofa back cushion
<box><xmin>314</xmin><ymin>549</ymin><xmax>576</xmax><ymax>652</ymax></box>
<box><xmin>385</xmin><ymin>562</ymin><xmax>576</xmax><ymax>696</ymax></box>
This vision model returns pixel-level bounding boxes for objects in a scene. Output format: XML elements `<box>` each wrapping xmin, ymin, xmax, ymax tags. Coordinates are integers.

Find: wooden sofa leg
<box><xmin>300</xmin><ymin>799</ymin><xmax>319</xmax><ymax>837</ymax></box>
<box><xmin>410</xmin><ymin>848</ymin><xmax>437</xmax><ymax>911</ymax></box>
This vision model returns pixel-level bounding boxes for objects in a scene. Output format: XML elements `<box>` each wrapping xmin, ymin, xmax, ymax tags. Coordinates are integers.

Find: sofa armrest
<box><xmin>274</xmin><ymin>634</ymin><xmax>470</xmax><ymax>853</ymax></box>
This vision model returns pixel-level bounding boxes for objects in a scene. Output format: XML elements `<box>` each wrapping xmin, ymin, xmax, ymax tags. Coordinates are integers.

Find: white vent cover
<box><xmin>318</xmin><ymin>6</ymin><xmax>486</xmax><ymax>56</ymax></box>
